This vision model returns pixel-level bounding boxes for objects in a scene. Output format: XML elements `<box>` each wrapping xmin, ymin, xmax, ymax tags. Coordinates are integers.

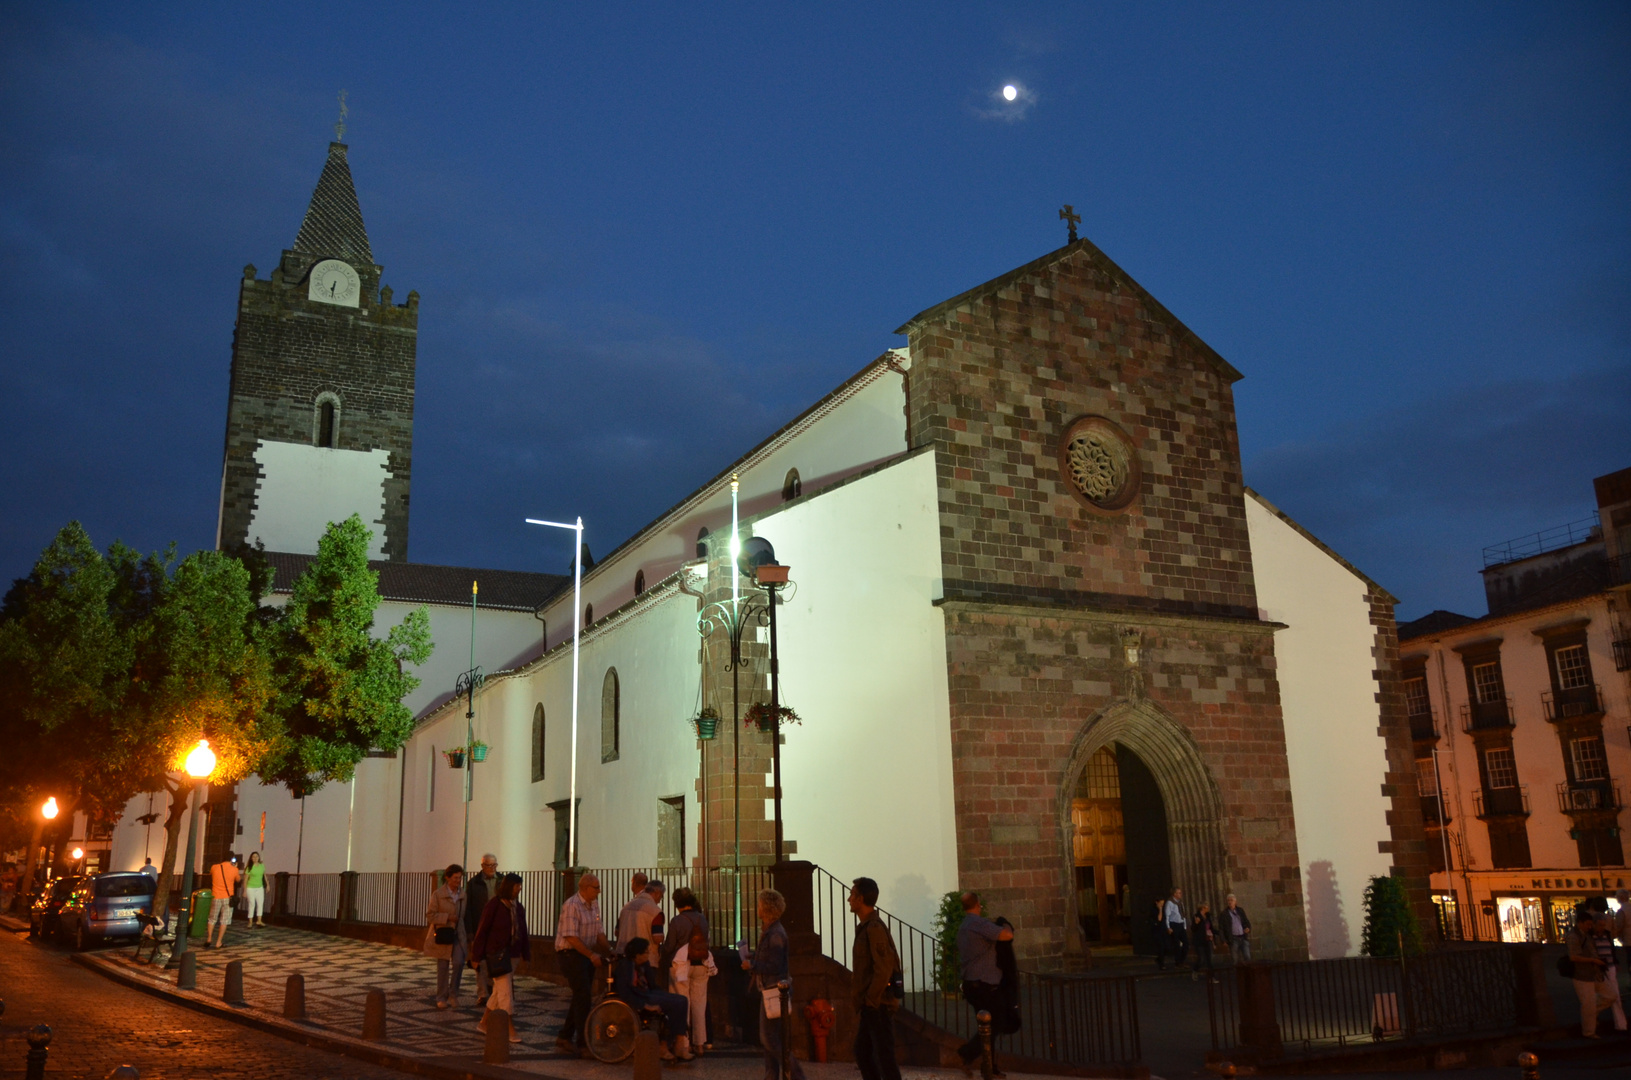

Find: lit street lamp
<box><xmin>16</xmin><ymin>797</ymin><xmax>61</xmax><ymax>921</ymax></box>
<box><xmin>42</xmin><ymin>797</ymin><xmax>59</xmax><ymax>820</ymax></box>
<box><xmin>167</xmin><ymin>739</ymin><xmax>217</xmax><ymax>969</ymax></box>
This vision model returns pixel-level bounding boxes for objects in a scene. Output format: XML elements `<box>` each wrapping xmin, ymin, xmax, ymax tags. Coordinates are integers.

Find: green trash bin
<box><xmin>189</xmin><ymin>889</ymin><xmax>214</xmax><ymax>938</ymax></box>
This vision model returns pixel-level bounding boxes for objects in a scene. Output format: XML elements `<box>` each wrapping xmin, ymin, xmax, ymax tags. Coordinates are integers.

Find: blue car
<box><xmin>58</xmin><ymin>871</ymin><xmax>157</xmax><ymax>950</ymax></box>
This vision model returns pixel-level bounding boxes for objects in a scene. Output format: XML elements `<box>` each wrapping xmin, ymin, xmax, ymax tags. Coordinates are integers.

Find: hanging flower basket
<box><xmin>694</xmin><ymin>707</ymin><xmax>721</xmax><ymax>741</ymax></box>
<box><xmin>469</xmin><ymin>741</ymin><xmax>490</xmax><ymax>763</ymax></box>
<box><xmin>444</xmin><ymin>748</ymin><xmax>467</xmax><ymax>769</ymax></box>
<box><xmin>744</xmin><ymin>703</ymin><xmax>801</xmax><ymax>733</ymax></box>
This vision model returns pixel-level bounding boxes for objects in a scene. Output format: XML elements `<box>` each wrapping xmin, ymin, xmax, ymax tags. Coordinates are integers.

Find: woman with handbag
<box><xmin>424</xmin><ymin>863</ymin><xmax>466</xmax><ymax>1008</ymax></box>
<box><xmin>744</xmin><ymin>889</ymin><xmax>805</xmax><ymax>1080</ymax></box>
<box><xmin>471</xmin><ymin>873</ymin><xmax>531</xmax><ymax>1043</ymax></box>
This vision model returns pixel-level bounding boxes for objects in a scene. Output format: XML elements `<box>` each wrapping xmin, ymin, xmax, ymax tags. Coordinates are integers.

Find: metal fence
<box><xmin>1207</xmin><ymin>945</ymin><xmax>1516</xmax><ymax>1055</ymax></box>
<box><xmin>289</xmin><ymin>873</ymin><xmax>341</xmax><ymax>920</ymax></box>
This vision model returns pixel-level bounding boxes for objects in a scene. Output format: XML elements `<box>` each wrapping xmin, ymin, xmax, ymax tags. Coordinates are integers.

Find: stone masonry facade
<box><xmin>899</xmin><ymin>239</ymin><xmax>1309</xmax><ymax>962</ymax></box>
<box><xmin>217</xmin><ymin>143</ymin><xmax>418</xmax><ymax>562</ymax></box>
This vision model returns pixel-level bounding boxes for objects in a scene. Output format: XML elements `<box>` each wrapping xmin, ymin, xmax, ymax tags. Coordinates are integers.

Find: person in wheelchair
<box><xmin>613</xmin><ymin>936</ymin><xmax>695</xmax><ymax>1062</ymax></box>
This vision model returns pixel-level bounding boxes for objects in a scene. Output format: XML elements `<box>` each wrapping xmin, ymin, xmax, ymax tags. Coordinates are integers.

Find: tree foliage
<box><xmin>259</xmin><ymin>514</ymin><xmax>431</xmax><ymax>792</ymax></box>
<box><xmin>1361</xmin><ymin>874</ymin><xmax>1424</xmax><ymax>957</ymax></box>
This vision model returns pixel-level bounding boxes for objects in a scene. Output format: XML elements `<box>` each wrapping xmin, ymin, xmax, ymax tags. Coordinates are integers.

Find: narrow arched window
<box><xmin>314</xmin><ymin>393</ymin><xmax>341</xmax><ymax>448</ymax></box>
<box><xmin>782</xmin><ymin>468</ymin><xmax>802</xmax><ymax>501</ymax></box>
<box><xmin>634</xmin><ymin>569</ymin><xmax>646</xmax><ymax>596</ymax></box>
<box><xmin>601</xmin><ymin>668</ymin><xmax>620</xmax><ymax>762</ymax></box>
<box><xmin>531</xmin><ymin>704</ymin><xmax>545</xmax><ymax>783</ymax></box>
<box><xmin>696</xmin><ymin>527</ymin><xmax>710</xmax><ymax>559</ymax></box>
<box><xmin>585</xmin><ymin>603</ymin><xmax>594</xmax><ymax>626</ymax></box>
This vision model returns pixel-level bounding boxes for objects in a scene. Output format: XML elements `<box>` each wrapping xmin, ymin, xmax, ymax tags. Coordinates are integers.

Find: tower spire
<box><xmin>292</xmin><ymin>139</ymin><xmax>373</xmax><ymax>264</ymax></box>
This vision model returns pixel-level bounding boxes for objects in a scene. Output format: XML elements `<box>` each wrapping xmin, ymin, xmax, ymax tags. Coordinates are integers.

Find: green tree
<box><xmin>1361</xmin><ymin>874</ymin><xmax>1424</xmax><ymax>957</ymax></box>
<box><xmin>260</xmin><ymin>514</ymin><xmax>432</xmax><ymax>793</ymax></box>
<box><xmin>933</xmin><ymin>890</ymin><xmax>965</xmax><ymax>994</ymax></box>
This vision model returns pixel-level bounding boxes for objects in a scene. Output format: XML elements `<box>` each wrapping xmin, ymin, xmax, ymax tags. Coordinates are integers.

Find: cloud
<box><xmin>1244</xmin><ymin>364</ymin><xmax>1631</xmax><ymax>617</ymax></box>
<box><xmin>973</xmin><ymin>82</ymin><xmax>1038</xmax><ymax>123</ymax></box>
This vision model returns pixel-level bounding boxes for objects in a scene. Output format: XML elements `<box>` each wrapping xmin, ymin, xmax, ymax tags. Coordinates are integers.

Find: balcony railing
<box><xmin>1474</xmin><ymin>786</ymin><xmax>1530</xmax><ymax>818</ymax></box>
<box><xmin>1613</xmin><ymin>639</ymin><xmax>1631</xmax><ymax>673</ymax></box>
<box><xmin>1543</xmin><ymin>684</ymin><xmax>1603</xmax><ymax>722</ymax></box>
<box><xmin>1556</xmin><ymin>780</ymin><xmax>1623</xmax><ymax>814</ymax></box>
<box><xmin>1461</xmin><ymin>697</ymin><xmax>1514</xmax><ymax>734</ymax></box>
<box><xmin>1409</xmin><ymin>707</ymin><xmax>1439</xmax><ymax>742</ymax></box>
<box><xmin>1419</xmin><ymin>794</ymin><xmax>1450</xmax><ymax>826</ymax></box>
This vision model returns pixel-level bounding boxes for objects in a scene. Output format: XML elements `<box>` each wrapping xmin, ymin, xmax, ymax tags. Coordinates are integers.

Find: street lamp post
<box><xmin>167</xmin><ymin>739</ymin><xmax>217</xmax><ymax>969</ymax></box>
<box><xmin>525</xmin><ymin>515</ymin><xmax>585</xmax><ymax>868</ymax></box>
<box><xmin>17</xmin><ymin>797</ymin><xmax>59</xmax><ymax>920</ymax></box>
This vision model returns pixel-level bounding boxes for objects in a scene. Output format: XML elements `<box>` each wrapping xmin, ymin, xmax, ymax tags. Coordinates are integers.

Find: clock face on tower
<box><xmin>308</xmin><ymin>259</ymin><xmax>361</xmax><ymax>307</ymax></box>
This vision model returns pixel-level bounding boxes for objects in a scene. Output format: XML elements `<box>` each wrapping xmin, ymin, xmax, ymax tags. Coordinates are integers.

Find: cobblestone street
<box><xmin>0</xmin><ymin>921</ymin><xmax>417</xmax><ymax>1078</ymax></box>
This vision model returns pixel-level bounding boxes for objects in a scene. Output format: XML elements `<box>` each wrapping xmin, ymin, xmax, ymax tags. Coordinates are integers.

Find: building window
<box><xmin>601</xmin><ymin>668</ymin><xmax>620</xmax><ymax>762</ymax></box>
<box><xmin>782</xmin><ymin>468</ymin><xmax>802</xmax><ymax>502</ymax></box>
<box><xmin>657</xmin><ymin>796</ymin><xmax>685</xmax><ymax>868</ymax></box>
<box><xmin>1484</xmin><ymin>747</ymin><xmax>1518</xmax><ymax>789</ymax></box>
<box><xmin>696</xmin><ymin>527</ymin><xmax>710</xmax><ymax>559</ymax></box>
<box><xmin>548</xmin><ymin>799</ymin><xmax>576</xmax><ymax>870</ymax></box>
<box><xmin>634</xmin><ymin>569</ymin><xmax>646</xmax><ymax>596</ymax></box>
<box><xmin>1472</xmin><ymin>661</ymin><xmax>1505</xmax><ymax>704</ymax></box>
<box><xmin>313</xmin><ymin>392</ymin><xmax>341</xmax><ymax>448</ymax></box>
<box><xmin>531</xmin><ymin>704</ymin><xmax>545</xmax><ymax>783</ymax></box>
<box><xmin>1571</xmin><ymin>736</ymin><xmax>1608</xmax><ymax>782</ymax></box>
<box><xmin>1554</xmin><ymin>644</ymin><xmax>1592</xmax><ymax>690</ymax></box>
<box><xmin>1416</xmin><ymin>757</ymin><xmax>1439</xmax><ymax>797</ymax></box>
<box><xmin>585</xmin><ymin>604</ymin><xmax>593</xmax><ymax>626</ymax></box>
<box><xmin>1404</xmin><ymin>677</ymin><xmax>1431</xmax><ymax>718</ymax></box>
<box><xmin>427</xmin><ymin>746</ymin><xmax>436</xmax><ymax>812</ymax></box>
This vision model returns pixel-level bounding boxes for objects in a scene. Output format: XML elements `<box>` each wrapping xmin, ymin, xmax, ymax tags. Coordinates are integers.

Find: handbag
<box><xmin>434</xmin><ymin>926</ymin><xmax>457</xmax><ymax>945</ymax></box>
<box><xmin>761</xmin><ymin>985</ymin><xmax>783</xmax><ymax>1018</ymax></box>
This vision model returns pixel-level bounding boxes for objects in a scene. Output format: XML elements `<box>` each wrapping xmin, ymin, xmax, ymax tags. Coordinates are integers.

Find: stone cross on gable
<box><xmin>1059</xmin><ymin>204</ymin><xmax>1081</xmax><ymax>243</ymax></box>
<box><xmin>335</xmin><ymin>89</ymin><xmax>348</xmax><ymax>142</ymax></box>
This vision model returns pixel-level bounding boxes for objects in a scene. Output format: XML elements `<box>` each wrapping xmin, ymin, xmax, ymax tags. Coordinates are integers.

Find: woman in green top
<box><xmin>244</xmin><ymin>852</ymin><xmax>268</xmax><ymax>928</ymax></box>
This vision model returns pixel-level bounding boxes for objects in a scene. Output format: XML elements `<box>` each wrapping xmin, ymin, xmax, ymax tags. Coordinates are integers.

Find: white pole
<box><xmin>526</xmin><ymin>517</ymin><xmax>586</xmax><ymax>869</ymax></box>
<box><xmin>570</xmin><ymin>517</ymin><xmax>582</xmax><ymax>868</ymax></box>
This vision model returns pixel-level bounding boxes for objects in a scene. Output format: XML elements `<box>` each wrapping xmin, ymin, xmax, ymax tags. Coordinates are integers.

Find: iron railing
<box><xmin>1473</xmin><ymin>786</ymin><xmax>1530</xmax><ymax>818</ymax></box>
<box><xmin>1408</xmin><ymin>707</ymin><xmax>1438</xmax><ymax>743</ymax></box>
<box><xmin>1207</xmin><ymin>946</ymin><xmax>1516</xmax><ymax>1055</ymax></box>
<box><xmin>289</xmin><ymin>873</ymin><xmax>341</xmax><ymax>919</ymax></box>
<box><xmin>1543</xmin><ymin>684</ymin><xmax>1603</xmax><ymax>721</ymax></box>
<box><xmin>1482</xmin><ymin>517</ymin><xmax>1601</xmax><ymax>568</ymax></box>
<box><xmin>1460</xmin><ymin>697</ymin><xmax>1514</xmax><ymax>734</ymax></box>
<box><xmin>1556</xmin><ymin>780</ymin><xmax>1622</xmax><ymax>814</ymax></box>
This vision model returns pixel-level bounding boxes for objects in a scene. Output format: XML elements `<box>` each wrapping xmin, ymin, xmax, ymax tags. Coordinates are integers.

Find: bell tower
<box><xmin>216</xmin><ymin>140</ymin><xmax>417</xmax><ymax>561</ymax></box>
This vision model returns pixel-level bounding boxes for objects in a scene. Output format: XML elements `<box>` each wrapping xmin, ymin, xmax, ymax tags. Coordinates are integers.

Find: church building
<box><xmin>109</xmin><ymin>140</ymin><xmax>1431</xmax><ymax>963</ymax></box>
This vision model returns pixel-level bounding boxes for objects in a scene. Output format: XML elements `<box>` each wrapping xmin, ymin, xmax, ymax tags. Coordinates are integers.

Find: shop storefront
<box><xmin>1433</xmin><ymin>870</ymin><xmax>1628</xmax><ymax>943</ymax></box>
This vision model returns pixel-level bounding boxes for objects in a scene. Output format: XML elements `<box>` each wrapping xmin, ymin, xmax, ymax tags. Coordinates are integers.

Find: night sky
<box><xmin>3</xmin><ymin>4</ymin><xmax>1627</xmax><ymax>621</ymax></box>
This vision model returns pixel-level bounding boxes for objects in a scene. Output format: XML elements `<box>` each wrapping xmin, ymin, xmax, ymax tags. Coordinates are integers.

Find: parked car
<box><xmin>57</xmin><ymin>871</ymin><xmax>157</xmax><ymax>949</ymax></box>
<box><xmin>29</xmin><ymin>875</ymin><xmax>85</xmax><ymax>940</ymax></box>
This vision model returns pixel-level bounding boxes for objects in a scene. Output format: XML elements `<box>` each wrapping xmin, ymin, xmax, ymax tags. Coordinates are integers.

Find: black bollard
<box><xmin>1518</xmin><ymin>1052</ymin><xmax>1539</xmax><ymax>1080</ymax></box>
<box><xmin>779</xmin><ymin>979</ymin><xmax>792</xmax><ymax>1080</ymax></box>
<box><xmin>362</xmin><ymin>987</ymin><xmax>387</xmax><ymax>1040</ymax></box>
<box><xmin>976</xmin><ymin>1010</ymin><xmax>994</xmax><ymax>1080</ymax></box>
<box><xmin>1219</xmin><ymin>1065</ymin><xmax>1237</xmax><ymax>1079</ymax></box>
<box><xmin>177</xmin><ymin>949</ymin><xmax>197</xmax><ymax>990</ymax></box>
<box><xmin>25</xmin><ymin>1025</ymin><xmax>50</xmax><ymax>1080</ymax></box>
<box><xmin>223</xmin><ymin>959</ymin><xmax>245</xmax><ymax>1005</ymax></box>
<box><xmin>105</xmin><ymin>1068</ymin><xmax>141</xmax><ymax>1079</ymax></box>
<box><xmin>483</xmin><ymin>1009</ymin><xmax>511</xmax><ymax>1063</ymax></box>
<box><xmin>632</xmin><ymin>1029</ymin><xmax>661</xmax><ymax>1080</ymax></box>
<box><xmin>283</xmin><ymin>973</ymin><xmax>306</xmax><ymax>1020</ymax></box>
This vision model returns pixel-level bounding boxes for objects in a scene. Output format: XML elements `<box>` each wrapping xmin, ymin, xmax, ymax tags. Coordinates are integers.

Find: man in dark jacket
<box><xmin>955</xmin><ymin>891</ymin><xmax>1014</xmax><ymax>1075</ymax></box>
<box><xmin>850</xmin><ymin>877</ymin><xmax>902</xmax><ymax>1080</ymax></box>
<box><xmin>1222</xmin><ymin>893</ymin><xmax>1252</xmax><ymax>963</ymax></box>
<box><xmin>465</xmin><ymin>853</ymin><xmax>500</xmax><ymax>1002</ymax></box>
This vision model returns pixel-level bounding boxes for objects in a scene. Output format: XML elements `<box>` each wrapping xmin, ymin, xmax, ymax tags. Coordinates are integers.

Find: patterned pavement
<box><xmin>92</xmin><ymin>922</ymin><xmax>576</xmax><ymax>1059</ymax></box>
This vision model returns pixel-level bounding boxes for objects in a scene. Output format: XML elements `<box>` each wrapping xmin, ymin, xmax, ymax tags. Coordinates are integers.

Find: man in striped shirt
<box><xmin>555</xmin><ymin>874</ymin><xmax>611</xmax><ymax>1055</ymax></box>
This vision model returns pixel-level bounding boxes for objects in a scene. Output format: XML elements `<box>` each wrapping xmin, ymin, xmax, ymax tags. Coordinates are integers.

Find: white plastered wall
<box><xmin>1246</xmin><ymin>493</ymin><xmax>1394</xmax><ymax>958</ymax></box>
<box><xmin>754</xmin><ymin>449</ymin><xmax>958</xmax><ymax>932</ymax></box>
<box><xmin>248</xmin><ymin>441</ymin><xmax>390</xmax><ymax>558</ymax></box>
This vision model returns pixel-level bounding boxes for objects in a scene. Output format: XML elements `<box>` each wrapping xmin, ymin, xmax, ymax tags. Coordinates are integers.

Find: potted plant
<box><xmin>694</xmin><ymin>706</ymin><xmax>721</xmax><ymax>741</ymax></box>
<box><xmin>444</xmin><ymin>747</ymin><xmax>467</xmax><ymax>769</ymax></box>
<box><xmin>744</xmin><ymin>703</ymin><xmax>801</xmax><ymax>733</ymax></box>
<box><xmin>468</xmin><ymin>740</ymin><xmax>489</xmax><ymax>763</ymax></box>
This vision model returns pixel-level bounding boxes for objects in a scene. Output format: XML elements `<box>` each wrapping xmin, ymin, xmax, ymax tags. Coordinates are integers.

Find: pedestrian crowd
<box><xmin>1565</xmin><ymin>891</ymin><xmax>1631</xmax><ymax>1039</ymax></box>
<box><xmin>1147</xmin><ymin>886</ymin><xmax>1253</xmax><ymax>980</ymax></box>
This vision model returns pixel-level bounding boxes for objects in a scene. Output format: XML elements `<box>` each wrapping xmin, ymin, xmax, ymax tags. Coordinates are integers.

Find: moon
<box><xmin>1002</xmin><ymin>85</ymin><xmax>1018</xmax><ymax>101</ymax></box>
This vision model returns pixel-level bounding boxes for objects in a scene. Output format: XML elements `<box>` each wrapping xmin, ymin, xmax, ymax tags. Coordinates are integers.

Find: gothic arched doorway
<box><xmin>1059</xmin><ymin>700</ymin><xmax>1227</xmax><ymax>956</ymax></box>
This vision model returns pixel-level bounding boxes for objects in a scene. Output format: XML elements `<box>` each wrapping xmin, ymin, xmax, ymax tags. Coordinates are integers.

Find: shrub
<box><xmin>1361</xmin><ymin>874</ymin><xmax>1424</xmax><ymax>957</ymax></box>
<box><xmin>932</xmin><ymin>890</ymin><xmax>965</xmax><ymax>993</ymax></box>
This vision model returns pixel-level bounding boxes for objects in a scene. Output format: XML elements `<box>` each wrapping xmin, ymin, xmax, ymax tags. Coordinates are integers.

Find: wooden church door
<box><xmin>1072</xmin><ymin>747</ymin><xmax>1128</xmax><ymax>943</ymax></box>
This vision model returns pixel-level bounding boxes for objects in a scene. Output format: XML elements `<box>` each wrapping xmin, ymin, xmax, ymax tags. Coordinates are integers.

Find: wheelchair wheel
<box><xmin>585</xmin><ymin>997</ymin><xmax>639</xmax><ymax>1063</ymax></box>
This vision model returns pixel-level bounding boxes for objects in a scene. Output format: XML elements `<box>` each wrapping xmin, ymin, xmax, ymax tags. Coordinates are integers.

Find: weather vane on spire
<box><xmin>335</xmin><ymin>90</ymin><xmax>349</xmax><ymax>143</ymax></box>
<box><xmin>1059</xmin><ymin>204</ymin><xmax>1080</xmax><ymax>243</ymax></box>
